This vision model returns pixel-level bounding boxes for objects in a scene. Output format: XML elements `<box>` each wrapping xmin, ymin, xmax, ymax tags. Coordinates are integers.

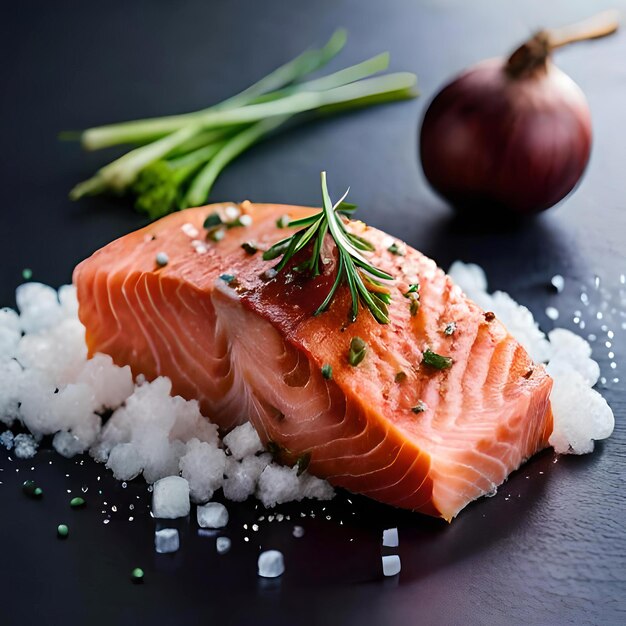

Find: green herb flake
<box><xmin>394</xmin><ymin>371</ymin><xmax>407</xmax><ymax>383</ymax></box>
<box><xmin>411</xmin><ymin>401</ymin><xmax>427</xmax><ymax>414</ymax></box>
<box><xmin>33</xmin><ymin>487</ymin><xmax>43</xmax><ymax>498</ymax></box>
<box><xmin>422</xmin><ymin>348</ymin><xmax>453</xmax><ymax>370</ymax></box>
<box><xmin>203</xmin><ymin>212</ymin><xmax>223</xmax><ymax>229</ymax></box>
<box><xmin>131</xmin><ymin>567</ymin><xmax>144</xmax><ymax>583</ymax></box>
<box><xmin>241</xmin><ymin>242</ymin><xmax>258</xmax><ymax>255</ymax></box>
<box><xmin>70</xmin><ymin>496</ymin><xmax>86</xmax><ymax>509</ymax></box>
<box><xmin>408</xmin><ymin>293</ymin><xmax>420</xmax><ymax>317</ymax></box>
<box><xmin>22</xmin><ymin>268</ymin><xmax>33</xmax><ymax>280</ymax></box>
<box><xmin>403</xmin><ymin>283</ymin><xmax>419</xmax><ymax>297</ymax></box>
<box><xmin>276</xmin><ymin>215</ymin><xmax>291</xmax><ymax>228</ymax></box>
<box><xmin>266</xmin><ymin>440</ymin><xmax>282</xmax><ymax>460</ymax></box>
<box><xmin>321</xmin><ymin>364</ymin><xmax>333</xmax><ymax>380</ymax></box>
<box><xmin>444</xmin><ymin>322</ymin><xmax>457</xmax><ymax>336</ymax></box>
<box><xmin>348</xmin><ymin>337</ymin><xmax>367</xmax><ymax>366</ymax></box>
<box><xmin>295</xmin><ymin>452</ymin><xmax>311</xmax><ymax>477</ymax></box>
<box><xmin>219</xmin><ymin>273</ymin><xmax>236</xmax><ymax>284</ymax></box>
<box><xmin>387</xmin><ymin>242</ymin><xmax>405</xmax><ymax>256</ymax></box>
<box><xmin>57</xmin><ymin>524</ymin><xmax>69</xmax><ymax>539</ymax></box>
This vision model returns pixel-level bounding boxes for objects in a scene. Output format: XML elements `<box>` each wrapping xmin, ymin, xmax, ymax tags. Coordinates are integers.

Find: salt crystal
<box><xmin>224</xmin><ymin>206</ymin><xmax>240</xmax><ymax>221</ymax></box>
<box><xmin>106</xmin><ymin>443</ymin><xmax>143</xmax><ymax>480</ymax></box>
<box><xmin>382</xmin><ymin>555</ymin><xmax>401</xmax><ymax>577</ymax></box>
<box><xmin>179</xmin><ymin>438</ymin><xmax>226</xmax><ymax>503</ymax></box>
<box><xmin>216</xmin><ymin>536</ymin><xmax>231</xmax><ymax>554</ymax></box>
<box><xmin>549</xmin><ymin>369</ymin><xmax>614</xmax><ymax>454</ymax></box>
<box><xmin>223</xmin><ymin>422</ymin><xmax>264</xmax><ymax>460</ymax></box>
<box><xmin>545</xmin><ymin>307</ymin><xmax>559</xmax><ymax>321</ymax></box>
<box><xmin>197</xmin><ymin>502</ymin><xmax>229</xmax><ymax>529</ymax></box>
<box><xmin>155</xmin><ymin>528</ymin><xmax>180</xmax><ymax>554</ymax></box>
<box><xmin>258</xmin><ymin>550</ymin><xmax>284</xmax><ymax>578</ymax></box>
<box><xmin>550</xmin><ymin>275</ymin><xmax>565</xmax><ymax>293</ymax></box>
<box><xmin>382</xmin><ymin>527</ymin><xmax>399</xmax><ymax>547</ymax></box>
<box><xmin>13</xmin><ymin>434</ymin><xmax>38</xmax><ymax>459</ymax></box>
<box><xmin>181</xmin><ymin>223</ymin><xmax>199</xmax><ymax>238</ymax></box>
<box><xmin>53</xmin><ymin>431</ymin><xmax>87</xmax><ymax>458</ymax></box>
<box><xmin>152</xmin><ymin>476</ymin><xmax>190</xmax><ymax>519</ymax></box>
<box><xmin>292</xmin><ymin>525</ymin><xmax>305</xmax><ymax>538</ymax></box>
<box><xmin>0</xmin><ymin>430</ymin><xmax>14</xmax><ymax>450</ymax></box>
<box><xmin>256</xmin><ymin>464</ymin><xmax>334</xmax><ymax>508</ymax></box>
<box><xmin>223</xmin><ymin>454</ymin><xmax>271</xmax><ymax>502</ymax></box>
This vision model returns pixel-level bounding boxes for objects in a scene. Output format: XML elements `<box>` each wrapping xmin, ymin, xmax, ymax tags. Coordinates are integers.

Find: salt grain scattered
<box><xmin>197</xmin><ymin>502</ymin><xmax>229</xmax><ymax>529</ymax></box>
<box><xmin>224</xmin><ymin>206</ymin><xmax>241</xmax><ymax>221</ymax></box>
<box><xmin>155</xmin><ymin>528</ymin><xmax>180</xmax><ymax>554</ymax></box>
<box><xmin>550</xmin><ymin>275</ymin><xmax>565</xmax><ymax>293</ymax></box>
<box><xmin>382</xmin><ymin>527</ymin><xmax>399</xmax><ymax>548</ymax></box>
<box><xmin>258</xmin><ymin>550</ymin><xmax>284</xmax><ymax>578</ymax></box>
<box><xmin>382</xmin><ymin>555</ymin><xmax>401</xmax><ymax>577</ymax></box>
<box><xmin>545</xmin><ymin>307</ymin><xmax>559</xmax><ymax>321</ymax></box>
<box><xmin>216</xmin><ymin>536</ymin><xmax>231</xmax><ymax>554</ymax></box>
<box><xmin>181</xmin><ymin>223</ymin><xmax>199</xmax><ymax>238</ymax></box>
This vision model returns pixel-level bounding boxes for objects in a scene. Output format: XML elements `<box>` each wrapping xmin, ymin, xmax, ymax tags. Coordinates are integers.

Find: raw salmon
<box><xmin>74</xmin><ymin>201</ymin><xmax>553</xmax><ymax>520</ymax></box>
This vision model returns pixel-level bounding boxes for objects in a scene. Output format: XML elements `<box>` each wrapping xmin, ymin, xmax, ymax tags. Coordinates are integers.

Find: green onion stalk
<box><xmin>68</xmin><ymin>30</ymin><xmax>418</xmax><ymax>219</ymax></box>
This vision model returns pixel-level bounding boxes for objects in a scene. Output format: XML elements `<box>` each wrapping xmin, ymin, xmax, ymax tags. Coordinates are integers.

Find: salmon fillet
<box><xmin>74</xmin><ymin>201</ymin><xmax>553</xmax><ymax>520</ymax></box>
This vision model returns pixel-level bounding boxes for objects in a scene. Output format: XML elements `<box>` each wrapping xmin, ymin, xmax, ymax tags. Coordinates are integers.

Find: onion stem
<box><xmin>547</xmin><ymin>10</ymin><xmax>620</xmax><ymax>50</ymax></box>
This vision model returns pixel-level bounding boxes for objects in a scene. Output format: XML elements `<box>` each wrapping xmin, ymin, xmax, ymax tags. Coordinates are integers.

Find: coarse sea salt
<box><xmin>382</xmin><ymin>527</ymin><xmax>399</xmax><ymax>548</ymax></box>
<box><xmin>216</xmin><ymin>536</ymin><xmax>231</xmax><ymax>554</ymax></box>
<box><xmin>196</xmin><ymin>502</ymin><xmax>229</xmax><ymax>529</ymax></box>
<box><xmin>152</xmin><ymin>476</ymin><xmax>190</xmax><ymax>519</ymax></box>
<box><xmin>258</xmin><ymin>550</ymin><xmax>285</xmax><ymax>578</ymax></box>
<box><xmin>155</xmin><ymin>528</ymin><xmax>180</xmax><ymax>554</ymax></box>
<box><xmin>382</xmin><ymin>554</ymin><xmax>401</xmax><ymax>577</ymax></box>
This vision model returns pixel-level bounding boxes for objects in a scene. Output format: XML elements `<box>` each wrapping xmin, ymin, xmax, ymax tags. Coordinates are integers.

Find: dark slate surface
<box><xmin>1</xmin><ymin>1</ymin><xmax>624</xmax><ymax>624</ymax></box>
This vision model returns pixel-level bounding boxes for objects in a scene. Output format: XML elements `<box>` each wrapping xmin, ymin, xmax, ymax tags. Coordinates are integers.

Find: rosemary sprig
<box><xmin>262</xmin><ymin>172</ymin><xmax>393</xmax><ymax>324</ymax></box>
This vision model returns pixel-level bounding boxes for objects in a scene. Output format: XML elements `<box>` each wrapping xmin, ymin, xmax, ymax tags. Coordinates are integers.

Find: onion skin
<box><xmin>419</xmin><ymin>58</ymin><xmax>592</xmax><ymax>216</ymax></box>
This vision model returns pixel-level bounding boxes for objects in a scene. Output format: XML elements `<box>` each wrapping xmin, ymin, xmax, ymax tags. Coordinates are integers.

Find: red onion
<box><xmin>420</xmin><ymin>11</ymin><xmax>619</xmax><ymax>216</ymax></box>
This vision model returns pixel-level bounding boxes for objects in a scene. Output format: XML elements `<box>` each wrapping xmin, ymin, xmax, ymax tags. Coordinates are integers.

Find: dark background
<box><xmin>1</xmin><ymin>1</ymin><xmax>625</xmax><ymax>624</ymax></box>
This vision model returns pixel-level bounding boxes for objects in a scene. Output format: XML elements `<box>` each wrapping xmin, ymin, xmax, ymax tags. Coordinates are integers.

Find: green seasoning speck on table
<box><xmin>57</xmin><ymin>524</ymin><xmax>69</xmax><ymax>538</ymax></box>
<box><xmin>22</xmin><ymin>480</ymin><xmax>43</xmax><ymax>499</ymax></box>
<box><xmin>131</xmin><ymin>568</ymin><xmax>144</xmax><ymax>583</ymax></box>
<box><xmin>70</xmin><ymin>496</ymin><xmax>86</xmax><ymax>508</ymax></box>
